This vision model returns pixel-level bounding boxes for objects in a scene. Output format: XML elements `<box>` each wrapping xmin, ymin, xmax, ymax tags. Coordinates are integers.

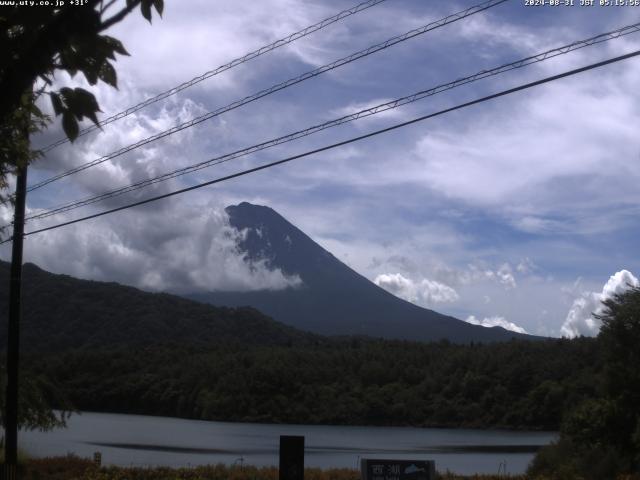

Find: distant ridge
<box><xmin>0</xmin><ymin>261</ymin><xmax>317</xmax><ymax>353</ymax></box>
<box><xmin>188</xmin><ymin>202</ymin><xmax>538</xmax><ymax>343</ymax></box>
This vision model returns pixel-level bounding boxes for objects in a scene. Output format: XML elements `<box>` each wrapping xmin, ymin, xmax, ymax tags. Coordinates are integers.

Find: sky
<box><xmin>2</xmin><ymin>0</ymin><xmax>640</xmax><ymax>338</ymax></box>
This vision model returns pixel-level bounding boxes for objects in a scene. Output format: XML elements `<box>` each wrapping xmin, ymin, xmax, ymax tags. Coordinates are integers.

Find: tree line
<box><xmin>24</xmin><ymin>336</ymin><xmax>600</xmax><ymax>431</ymax></box>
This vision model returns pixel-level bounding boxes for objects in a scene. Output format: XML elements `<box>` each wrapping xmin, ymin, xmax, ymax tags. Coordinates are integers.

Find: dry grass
<box><xmin>16</xmin><ymin>455</ymin><xmax>640</xmax><ymax>480</ymax></box>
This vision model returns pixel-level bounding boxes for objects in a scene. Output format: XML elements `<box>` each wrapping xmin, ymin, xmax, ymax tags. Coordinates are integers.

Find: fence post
<box><xmin>279</xmin><ymin>435</ymin><xmax>304</xmax><ymax>480</ymax></box>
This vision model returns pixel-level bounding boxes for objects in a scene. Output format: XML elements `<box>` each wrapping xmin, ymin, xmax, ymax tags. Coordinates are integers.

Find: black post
<box><xmin>279</xmin><ymin>435</ymin><xmax>304</xmax><ymax>480</ymax></box>
<box><xmin>4</xmin><ymin>163</ymin><xmax>28</xmax><ymax>476</ymax></box>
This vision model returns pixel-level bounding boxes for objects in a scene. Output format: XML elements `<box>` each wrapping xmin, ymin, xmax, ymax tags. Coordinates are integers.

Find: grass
<box><xmin>12</xmin><ymin>455</ymin><xmax>640</xmax><ymax>480</ymax></box>
<box><xmin>0</xmin><ymin>447</ymin><xmax>31</xmax><ymax>464</ymax></box>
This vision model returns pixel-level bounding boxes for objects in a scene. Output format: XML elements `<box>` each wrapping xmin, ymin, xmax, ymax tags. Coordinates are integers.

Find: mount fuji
<box><xmin>188</xmin><ymin>202</ymin><xmax>537</xmax><ymax>343</ymax></box>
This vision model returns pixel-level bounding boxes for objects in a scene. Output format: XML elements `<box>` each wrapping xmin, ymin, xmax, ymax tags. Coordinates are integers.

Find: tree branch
<box><xmin>99</xmin><ymin>0</ymin><xmax>141</xmax><ymax>32</ymax></box>
<box><xmin>100</xmin><ymin>0</ymin><xmax>118</xmax><ymax>15</ymax></box>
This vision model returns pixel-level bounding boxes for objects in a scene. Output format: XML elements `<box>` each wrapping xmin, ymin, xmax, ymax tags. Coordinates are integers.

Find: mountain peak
<box><xmin>193</xmin><ymin>202</ymin><xmax>539</xmax><ymax>343</ymax></box>
<box><xmin>226</xmin><ymin>202</ymin><xmax>336</xmax><ymax>284</ymax></box>
<box><xmin>226</xmin><ymin>202</ymin><xmax>278</xmax><ymax>218</ymax></box>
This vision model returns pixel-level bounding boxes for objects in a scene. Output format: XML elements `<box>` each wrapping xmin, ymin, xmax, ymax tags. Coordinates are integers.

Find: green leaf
<box><xmin>83</xmin><ymin>67</ymin><xmax>98</xmax><ymax>85</ymax></box>
<box><xmin>59</xmin><ymin>87</ymin><xmax>73</xmax><ymax>105</ymax></box>
<box><xmin>153</xmin><ymin>0</ymin><xmax>163</xmax><ymax>16</ymax></box>
<box><xmin>50</xmin><ymin>93</ymin><xmax>64</xmax><ymax>116</ymax></box>
<box><xmin>59</xmin><ymin>88</ymin><xmax>101</xmax><ymax>127</ymax></box>
<box><xmin>93</xmin><ymin>36</ymin><xmax>115</xmax><ymax>60</ymax></box>
<box><xmin>102</xmin><ymin>35</ymin><xmax>130</xmax><ymax>57</ymax></box>
<box><xmin>59</xmin><ymin>47</ymin><xmax>80</xmax><ymax>75</ymax></box>
<box><xmin>86</xmin><ymin>110</ymin><xmax>100</xmax><ymax>127</ymax></box>
<box><xmin>98</xmin><ymin>62</ymin><xmax>118</xmax><ymax>89</ymax></box>
<box><xmin>141</xmin><ymin>0</ymin><xmax>152</xmax><ymax>22</ymax></box>
<box><xmin>73</xmin><ymin>88</ymin><xmax>101</xmax><ymax>123</ymax></box>
<box><xmin>62</xmin><ymin>111</ymin><xmax>79</xmax><ymax>142</ymax></box>
<box><xmin>59</xmin><ymin>88</ymin><xmax>82</xmax><ymax>119</ymax></box>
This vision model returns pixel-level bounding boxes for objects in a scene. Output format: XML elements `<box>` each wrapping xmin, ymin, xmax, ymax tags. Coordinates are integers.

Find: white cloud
<box><xmin>104</xmin><ymin>0</ymin><xmax>329</xmax><ymax>90</ymax></box>
<box><xmin>560</xmin><ymin>269</ymin><xmax>639</xmax><ymax>338</ymax></box>
<box><xmin>512</xmin><ymin>216</ymin><xmax>567</xmax><ymax>235</ymax></box>
<box><xmin>465</xmin><ymin>315</ymin><xmax>528</xmax><ymax>334</ymax></box>
<box><xmin>458</xmin><ymin>13</ymin><xmax>553</xmax><ymax>56</ymax></box>
<box><xmin>452</xmin><ymin>262</ymin><xmax>517</xmax><ymax>289</ymax></box>
<box><xmin>516</xmin><ymin>257</ymin><xmax>537</xmax><ymax>274</ymax></box>
<box><xmin>408</xmin><ymin>44</ymin><xmax>640</xmax><ymax>235</ymax></box>
<box><xmin>374</xmin><ymin>272</ymin><xmax>459</xmax><ymax>306</ymax></box>
<box><xmin>496</xmin><ymin>263</ymin><xmax>516</xmax><ymax>289</ymax></box>
<box><xmin>29</xmin><ymin>88</ymin><xmax>215</xmax><ymax>213</ymax></box>
<box><xmin>561</xmin><ymin>276</ymin><xmax>584</xmax><ymax>299</ymax></box>
<box><xmin>1</xmin><ymin>203</ymin><xmax>301</xmax><ymax>294</ymax></box>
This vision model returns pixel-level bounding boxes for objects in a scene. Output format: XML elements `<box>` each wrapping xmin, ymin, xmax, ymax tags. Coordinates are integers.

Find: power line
<box><xmin>5</xmin><ymin>49</ymin><xmax>637</xmax><ymax>244</ymax></box>
<box><xmin>32</xmin><ymin>0</ymin><xmax>507</xmax><ymax>189</ymax></box>
<box><xmin>27</xmin><ymin>0</ymin><xmax>509</xmax><ymax>192</ymax></box>
<box><xmin>40</xmin><ymin>0</ymin><xmax>390</xmax><ymax>153</ymax></box>
<box><xmin>23</xmin><ymin>21</ymin><xmax>640</xmax><ymax>223</ymax></box>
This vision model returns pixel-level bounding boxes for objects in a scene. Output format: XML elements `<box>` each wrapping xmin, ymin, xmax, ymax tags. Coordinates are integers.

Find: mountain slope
<box><xmin>189</xmin><ymin>202</ymin><xmax>537</xmax><ymax>343</ymax></box>
<box><xmin>0</xmin><ymin>261</ymin><xmax>317</xmax><ymax>353</ymax></box>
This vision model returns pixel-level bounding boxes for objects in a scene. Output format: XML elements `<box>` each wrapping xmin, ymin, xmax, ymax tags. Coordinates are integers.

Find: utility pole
<box><xmin>3</xmin><ymin>154</ymin><xmax>28</xmax><ymax>479</ymax></box>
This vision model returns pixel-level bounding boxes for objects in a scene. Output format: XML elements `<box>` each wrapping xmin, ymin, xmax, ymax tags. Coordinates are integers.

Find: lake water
<box><xmin>20</xmin><ymin>412</ymin><xmax>556</xmax><ymax>475</ymax></box>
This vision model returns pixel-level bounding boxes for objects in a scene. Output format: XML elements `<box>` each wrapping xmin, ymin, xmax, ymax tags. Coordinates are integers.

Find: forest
<box><xmin>25</xmin><ymin>336</ymin><xmax>600</xmax><ymax>431</ymax></box>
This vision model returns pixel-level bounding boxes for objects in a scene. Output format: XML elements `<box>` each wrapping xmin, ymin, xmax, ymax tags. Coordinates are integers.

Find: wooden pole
<box><xmin>4</xmin><ymin>161</ymin><xmax>28</xmax><ymax>477</ymax></box>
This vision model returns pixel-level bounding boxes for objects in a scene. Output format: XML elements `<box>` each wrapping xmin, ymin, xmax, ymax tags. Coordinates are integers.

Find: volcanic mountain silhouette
<box><xmin>188</xmin><ymin>202</ymin><xmax>536</xmax><ymax>343</ymax></box>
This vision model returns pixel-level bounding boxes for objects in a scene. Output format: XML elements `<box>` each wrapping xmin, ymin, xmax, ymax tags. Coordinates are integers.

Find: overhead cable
<box><xmin>27</xmin><ymin>0</ymin><xmax>509</xmax><ymax>192</ymax></box>
<box><xmin>24</xmin><ymin>22</ymin><xmax>640</xmax><ymax>223</ymax></box>
<box><xmin>4</xmin><ymin>49</ymin><xmax>637</xmax><ymax>244</ymax></box>
<box><xmin>40</xmin><ymin>0</ymin><xmax>391</xmax><ymax>152</ymax></box>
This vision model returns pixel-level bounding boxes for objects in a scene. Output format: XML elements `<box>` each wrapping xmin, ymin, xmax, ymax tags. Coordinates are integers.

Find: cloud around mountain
<box><xmin>561</xmin><ymin>269</ymin><xmax>639</xmax><ymax>338</ymax></box>
<box><xmin>1</xmin><ymin>203</ymin><xmax>301</xmax><ymax>294</ymax></box>
<box><xmin>465</xmin><ymin>315</ymin><xmax>527</xmax><ymax>335</ymax></box>
<box><xmin>373</xmin><ymin>272</ymin><xmax>459</xmax><ymax>305</ymax></box>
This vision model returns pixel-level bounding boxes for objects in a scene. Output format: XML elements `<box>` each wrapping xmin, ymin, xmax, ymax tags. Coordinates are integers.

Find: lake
<box><xmin>20</xmin><ymin>412</ymin><xmax>556</xmax><ymax>475</ymax></box>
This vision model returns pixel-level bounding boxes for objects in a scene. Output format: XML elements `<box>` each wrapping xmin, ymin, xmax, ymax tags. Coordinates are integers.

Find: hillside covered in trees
<box><xmin>25</xmin><ymin>337</ymin><xmax>599</xmax><ymax>431</ymax></box>
<box><xmin>0</xmin><ymin>261</ymin><xmax>319</xmax><ymax>351</ymax></box>
<box><xmin>0</xmin><ymin>259</ymin><xmax>605</xmax><ymax>432</ymax></box>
